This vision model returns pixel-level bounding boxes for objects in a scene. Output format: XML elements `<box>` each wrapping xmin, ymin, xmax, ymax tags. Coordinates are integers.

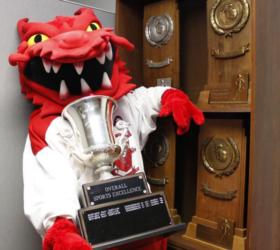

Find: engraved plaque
<box><xmin>209</xmin><ymin>73</ymin><xmax>250</xmax><ymax>104</ymax></box>
<box><xmin>211</xmin><ymin>43</ymin><xmax>250</xmax><ymax>59</ymax></box>
<box><xmin>82</xmin><ymin>173</ymin><xmax>150</xmax><ymax>206</ymax></box>
<box><xmin>79</xmin><ymin>192</ymin><xmax>186</xmax><ymax>249</ymax></box>
<box><xmin>197</xmin><ymin>217</ymin><xmax>235</xmax><ymax>249</ymax></box>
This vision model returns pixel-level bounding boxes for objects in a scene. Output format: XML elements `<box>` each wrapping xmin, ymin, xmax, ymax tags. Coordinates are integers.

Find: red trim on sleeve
<box><xmin>28</xmin><ymin>101</ymin><xmax>63</xmax><ymax>155</ymax></box>
<box><xmin>29</xmin><ymin>109</ymin><xmax>57</xmax><ymax>155</ymax></box>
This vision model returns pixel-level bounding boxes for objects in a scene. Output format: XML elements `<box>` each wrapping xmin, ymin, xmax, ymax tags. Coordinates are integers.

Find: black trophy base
<box><xmin>93</xmin><ymin>223</ymin><xmax>186</xmax><ymax>250</ymax></box>
<box><xmin>78</xmin><ymin>192</ymin><xmax>185</xmax><ymax>249</ymax></box>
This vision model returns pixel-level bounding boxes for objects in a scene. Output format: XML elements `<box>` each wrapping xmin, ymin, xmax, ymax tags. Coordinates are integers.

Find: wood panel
<box><xmin>247</xmin><ymin>0</ymin><xmax>280</xmax><ymax>249</ymax></box>
<box><xmin>142</xmin><ymin>0</ymin><xmax>179</xmax><ymax>209</ymax></box>
<box><xmin>115</xmin><ymin>0</ymin><xmax>144</xmax><ymax>84</ymax></box>
<box><xmin>179</xmin><ymin>0</ymin><xmax>208</xmax><ymax>103</ymax></box>
<box><xmin>198</xmin><ymin>0</ymin><xmax>253</xmax><ymax>112</ymax></box>
<box><xmin>143</xmin><ymin>0</ymin><xmax>180</xmax><ymax>88</ymax></box>
<box><xmin>196</xmin><ymin>119</ymin><xmax>246</xmax><ymax>227</ymax></box>
<box><xmin>206</xmin><ymin>0</ymin><xmax>253</xmax><ymax>91</ymax></box>
<box><xmin>116</xmin><ymin>0</ymin><xmax>180</xmax><ymax>212</ymax></box>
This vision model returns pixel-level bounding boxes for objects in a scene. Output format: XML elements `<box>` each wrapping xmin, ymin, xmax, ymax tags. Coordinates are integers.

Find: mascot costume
<box><xmin>9</xmin><ymin>8</ymin><xmax>204</xmax><ymax>250</ymax></box>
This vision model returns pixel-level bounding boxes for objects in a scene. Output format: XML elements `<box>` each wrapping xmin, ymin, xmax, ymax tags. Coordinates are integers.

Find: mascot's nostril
<box><xmin>59</xmin><ymin>31</ymin><xmax>88</xmax><ymax>49</ymax></box>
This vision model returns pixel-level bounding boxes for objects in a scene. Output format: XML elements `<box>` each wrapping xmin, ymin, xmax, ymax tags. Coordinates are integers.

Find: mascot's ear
<box><xmin>17</xmin><ymin>18</ymin><xmax>29</xmax><ymax>40</ymax></box>
<box><xmin>74</xmin><ymin>8</ymin><xmax>93</xmax><ymax>16</ymax></box>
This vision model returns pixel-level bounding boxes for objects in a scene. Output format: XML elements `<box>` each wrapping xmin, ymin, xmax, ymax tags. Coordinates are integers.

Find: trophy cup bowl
<box><xmin>62</xmin><ymin>95</ymin><xmax>121</xmax><ymax>180</ymax></box>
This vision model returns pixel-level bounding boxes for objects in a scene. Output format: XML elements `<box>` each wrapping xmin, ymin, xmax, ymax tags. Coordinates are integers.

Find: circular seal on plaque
<box><xmin>143</xmin><ymin>131</ymin><xmax>169</xmax><ymax>168</ymax></box>
<box><xmin>202</xmin><ymin>137</ymin><xmax>240</xmax><ymax>177</ymax></box>
<box><xmin>210</xmin><ymin>0</ymin><xmax>250</xmax><ymax>36</ymax></box>
<box><xmin>145</xmin><ymin>14</ymin><xmax>174</xmax><ymax>47</ymax></box>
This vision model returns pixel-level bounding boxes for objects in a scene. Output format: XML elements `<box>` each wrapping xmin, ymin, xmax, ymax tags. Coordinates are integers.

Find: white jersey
<box><xmin>23</xmin><ymin>86</ymin><xmax>168</xmax><ymax>236</ymax></box>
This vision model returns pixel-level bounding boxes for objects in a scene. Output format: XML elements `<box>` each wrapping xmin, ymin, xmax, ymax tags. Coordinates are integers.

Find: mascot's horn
<box><xmin>17</xmin><ymin>18</ymin><xmax>29</xmax><ymax>40</ymax></box>
<box><xmin>74</xmin><ymin>7</ymin><xmax>93</xmax><ymax>16</ymax></box>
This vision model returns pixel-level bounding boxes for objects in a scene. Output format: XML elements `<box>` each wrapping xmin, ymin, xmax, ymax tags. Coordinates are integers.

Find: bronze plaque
<box><xmin>210</xmin><ymin>0</ymin><xmax>250</xmax><ymax>36</ymax></box>
<box><xmin>202</xmin><ymin>137</ymin><xmax>240</xmax><ymax>177</ymax></box>
<box><xmin>197</xmin><ymin>217</ymin><xmax>235</xmax><ymax>249</ymax></box>
<box><xmin>209</xmin><ymin>73</ymin><xmax>250</xmax><ymax>104</ymax></box>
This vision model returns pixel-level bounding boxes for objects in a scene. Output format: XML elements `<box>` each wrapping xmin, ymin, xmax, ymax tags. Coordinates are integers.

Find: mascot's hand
<box><xmin>160</xmin><ymin>89</ymin><xmax>205</xmax><ymax>135</ymax></box>
<box><xmin>43</xmin><ymin>217</ymin><xmax>92</xmax><ymax>250</ymax></box>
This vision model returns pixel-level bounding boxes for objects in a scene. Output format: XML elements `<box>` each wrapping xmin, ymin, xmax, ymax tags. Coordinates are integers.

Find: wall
<box><xmin>0</xmin><ymin>0</ymin><xmax>115</xmax><ymax>249</ymax></box>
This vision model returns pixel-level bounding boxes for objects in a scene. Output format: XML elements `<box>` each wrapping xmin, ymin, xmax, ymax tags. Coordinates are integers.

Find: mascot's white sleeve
<box><xmin>117</xmin><ymin>86</ymin><xmax>169</xmax><ymax>149</ymax></box>
<box><xmin>23</xmin><ymin>135</ymin><xmax>80</xmax><ymax>237</ymax></box>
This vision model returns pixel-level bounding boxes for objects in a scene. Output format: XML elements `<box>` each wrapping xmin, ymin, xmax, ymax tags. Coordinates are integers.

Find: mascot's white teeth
<box><xmin>42</xmin><ymin>59</ymin><xmax>61</xmax><ymax>74</ymax></box>
<box><xmin>106</xmin><ymin>43</ymin><xmax>113</xmax><ymax>60</ymax></box>
<box><xmin>101</xmin><ymin>72</ymin><xmax>112</xmax><ymax>89</ymax></box>
<box><xmin>96</xmin><ymin>42</ymin><xmax>112</xmax><ymax>65</ymax></box>
<box><xmin>59</xmin><ymin>80</ymin><xmax>69</xmax><ymax>99</ymax></box>
<box><xmin>81</xmin><ymin>78</ymin><xmax>91</xmax><ymax>93</ymax></box>
<box><xmin>52</xmin><ymin>62</ymin><xmax>61</xmax><ymax>74</ymax></box>
<box><xmin>42</xmin><ymin>58</ymin><xmax>52</xmax><ymax>73</ymax></box>
<box><xmin>96</xmin><ymin>52</ymin><xmax>105</xmax><ymax>65</ymax></box>
<box><xmin>74</xmin><ymin>62</ymin><xmax>84</xmax><ymax>75</ymax></box>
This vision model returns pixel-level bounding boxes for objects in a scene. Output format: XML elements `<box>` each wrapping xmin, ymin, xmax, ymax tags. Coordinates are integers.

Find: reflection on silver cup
<box><xmin>62</xmin><ymin>95</ymin><xmax>121</xmax><ymax>180</ymax></box>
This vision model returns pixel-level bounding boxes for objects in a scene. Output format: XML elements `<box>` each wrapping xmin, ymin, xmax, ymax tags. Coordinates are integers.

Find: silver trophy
<box><xmin>62</xmin><ymin>96</ymin><xmax>185</xmax><ymax>249</ymax></box>
<box><xmin>62</xmin><ymin>95</ymin><xmax>121</xmax><ymax>180</ymax></box>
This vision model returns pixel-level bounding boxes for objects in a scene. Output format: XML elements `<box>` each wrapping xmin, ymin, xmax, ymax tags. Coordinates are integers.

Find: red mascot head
<box><xmin>9</xmin><ymin>8</ymin><xmax>136</xmax><ymax>108</ymax></box>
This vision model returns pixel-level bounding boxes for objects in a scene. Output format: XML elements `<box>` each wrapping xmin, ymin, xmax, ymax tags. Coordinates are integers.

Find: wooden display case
<box><xmin>116</xmin><ymin>0</ymin><xmax>181</xmax><ymax>224</ymax></box>
<box><xmin>116</xmin><ymin>0</ymin><xmax>280</xmax><ymax>249</ymax></box>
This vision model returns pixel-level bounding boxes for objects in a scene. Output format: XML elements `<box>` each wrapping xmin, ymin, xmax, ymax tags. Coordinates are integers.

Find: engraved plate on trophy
<box><xmin>82</xmin><ymin>173</ymin><xmax>150</xmax><ymax>206</ymax></box>
<box><xmin>78</xmin><ymin>193</ymin><xmax>184</xmax><ymax>249</ymax></box>
<box><xmin>210</xmin><ymin>0</ymin><xmax>250</xmax><ymax>36</ymax></box>
<box><xmin>145</xmin><ymin>14</ymin><xmax>174</xmax><ymax>47</ymax></box>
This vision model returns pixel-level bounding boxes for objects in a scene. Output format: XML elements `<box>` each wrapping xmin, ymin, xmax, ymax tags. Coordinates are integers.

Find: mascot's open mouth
<box><xmin>9</xmin><ymin>8</ymin><xmax>136</xmax><ymax>103</ymax></box>
<box><xmin>24</xmin><ymin>43</ymin><xmax>115</xmax><ymax>98</ymax></box>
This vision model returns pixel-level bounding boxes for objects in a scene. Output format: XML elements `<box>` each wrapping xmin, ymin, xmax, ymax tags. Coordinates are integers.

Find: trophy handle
<box><xmin>95</xmin><ymin>165</ymin><xmax>115</xmax><ymax>180</ymax></box>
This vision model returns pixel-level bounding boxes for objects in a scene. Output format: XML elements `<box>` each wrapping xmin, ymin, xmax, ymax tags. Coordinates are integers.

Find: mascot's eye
<box><xmin>86</xmin><ymin>22</ymin><xmax>101</xmax><ymax>32</ymax></box>
<box><xmin>27</xmin><ymin>34</ymin><xmax>49</xmax><ymax>46</ymax></box>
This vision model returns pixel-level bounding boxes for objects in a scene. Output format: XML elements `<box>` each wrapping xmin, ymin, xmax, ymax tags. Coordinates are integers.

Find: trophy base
<box><xmin>168</xmin><ymin>216</ymin><xmax>246</xmax><ymax>250</ymax></box>
<box><xmin>93</xmin><ymin>223</ymin><xmax>186</xmax><ymax>250</ymax></box>
<box><xmin>78</xmin><ymin>192</ymin><xmax>186</xmax><ymax>249</ymax></box>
